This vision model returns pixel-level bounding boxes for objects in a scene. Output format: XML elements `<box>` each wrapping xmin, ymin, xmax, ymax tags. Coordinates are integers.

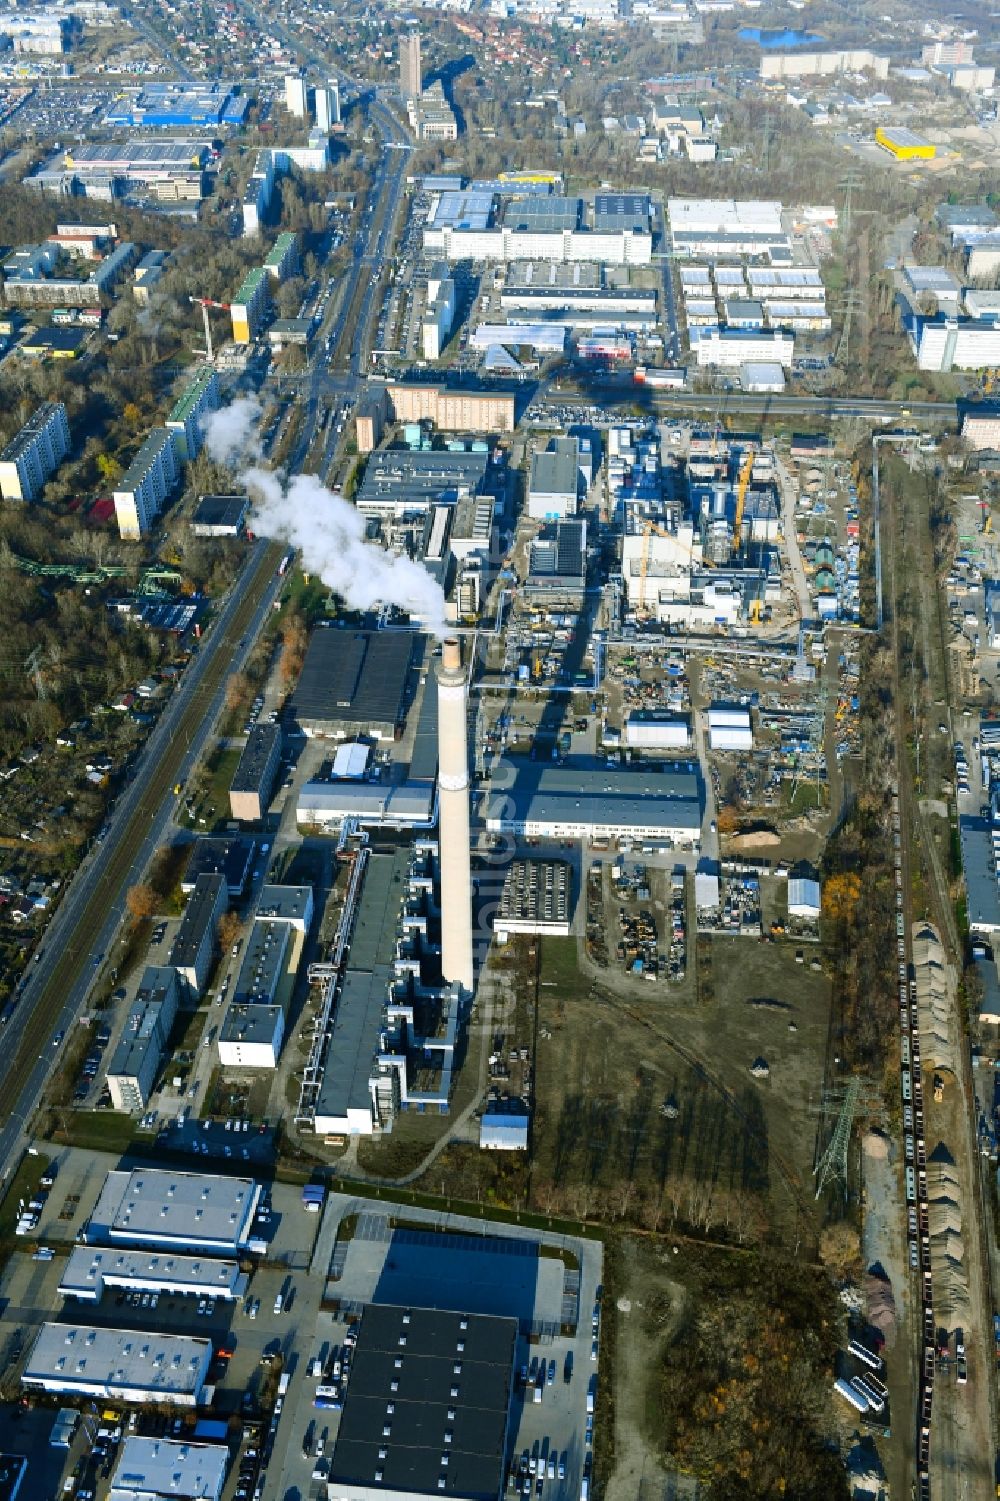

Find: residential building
<box><xmin>167</xmin><ymin>872</ymin><xmax>227</xmax><ymax>994</ymax></box>
<box><xmin>113</xmin><ymin>427</ymin><xmax>179</xmax><ymax>540</ymax></box>
<box><xmin>181</xmin><ymin>837</ymin><xmax>254</xmax><ymax>898</ymax></box>
<box><xmin>106</xmin><ymin>966</ymin><xmax>179</xmax><ymax>1113</ymax></box>
<box><xmin>284</xmin><ymin>73</ymin><xmax>308</xmax><ymax>118</ymax></box>
<box><xmin>386</xmin><ymin>383</ymin><xmax>515</xmax><ymax>433</ymax></box>
<box><xmin>22</xmin><ymin>1326</ymin><xmax>212</xmax><ymax>1407</ymax></box>
<box><xmin>230</xmin><ymin>724</ymin><xmax>282</xmax><ymax>822</ymax></box>
<box><xmin>0</xmin><ymin>402</ymin><xmax>70</xmax><ymax>502</ymax></box>
<box><xmin>108</xmin><ymin>1438</ymin><xmax>226</xmax><ymax>1501</ymax></box>
<box><xmin>218</xmin><ymin>1001</ymin><xmax>284</xmax><ymax>1068</ymax></box>
<box><xmin>528</xmin><ymin>437</ymin><xmax>580</xmax><ymax>519</ymax></box>
<box><xmin>230</xmin><ymin>267</ymin><xmax>270</xmax><ymax>343</ymax></box>
<box><xmin>314</xmin><ymin>83</ymin><xmax>340</xmax><ymax>131</ymax></box>
<box><xmin>255</xmin><ymin>883</ymin><xmax>314</xmax><ymax>932</ymax></box>
<box><xmin>165</xmin><ymin>368</ymin><xmax>219</xmax><ymax>463</ymax></box>
<box><xmin>262</xmin><ymin>230</ymin><xmax>299</xmax><ymax>284</ymax></box>
<box><xmin>421</xmin><ymin>277</ymin><xmax>455</xmax><ymax>360</ymax></box>
<box><xmin>1</xmin><ymin>12</ymin><xmax>67</xmax><ymax>52</ymax></box>
<box><xmin>400</xmin><ymin>26</ymin><xmax>422</xmax><ymax>102</ymax></box>
<box><xmin>409</xmin><ymin>81</ymin><xmax>458</xmax><ymax>142</ymax></box>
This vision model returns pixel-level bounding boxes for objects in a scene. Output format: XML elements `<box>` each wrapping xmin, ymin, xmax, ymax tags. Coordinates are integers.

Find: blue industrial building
<box><xmin>105</xmin><ymin>82</ymin><xmax>248</xmax><ymax>129</ymax></box>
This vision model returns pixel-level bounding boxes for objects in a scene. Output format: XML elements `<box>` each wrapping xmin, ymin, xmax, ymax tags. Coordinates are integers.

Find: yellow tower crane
<box><xmin>733</xmin><ymin>449</ymin><xmax>755</xmax><ymax>555</ymax></box>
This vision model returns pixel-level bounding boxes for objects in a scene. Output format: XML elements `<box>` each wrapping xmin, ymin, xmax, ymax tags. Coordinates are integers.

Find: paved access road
<box><xmin>0</xmin><ymin>539</ymin><xmax>285</xmax><ymax>1178</ymax></box>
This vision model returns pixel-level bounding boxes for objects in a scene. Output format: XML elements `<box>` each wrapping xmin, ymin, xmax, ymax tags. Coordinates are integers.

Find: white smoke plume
<box><xmin>204</xmin><ymin>398</ymin><xmax>448</xmax><ymax>637</ymax></box>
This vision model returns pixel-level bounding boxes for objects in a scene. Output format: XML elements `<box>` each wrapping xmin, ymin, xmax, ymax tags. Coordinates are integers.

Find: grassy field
<box><xmin>0</xmin><ymin>1151</ymin><xmax>51</xmax><ymax>1244</ymax></box>
<box><xmin>46</xmin><ymin>1109</ymin><xmax>137</xmax><ymax>1154</ymax></box>
<box><xmin>530</xmin><ymin>933</ymin><xmax>831</xmax><ymax>1244</ymax></box>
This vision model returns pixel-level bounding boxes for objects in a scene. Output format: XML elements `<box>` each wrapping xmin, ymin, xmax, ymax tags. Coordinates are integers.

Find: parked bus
<box><xmin>848</xmin><ymin>1339</ymin><xmax>883</xmax><ymax>1372</ymax></box>
<box><xmin>834</xmin><ymin>1377</ymin><xmax>869</xmax><ymax>1414</ymax></box>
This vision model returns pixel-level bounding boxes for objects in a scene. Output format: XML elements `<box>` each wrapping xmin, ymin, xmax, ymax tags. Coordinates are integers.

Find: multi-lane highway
<box><xmin>0</xmin><ymin>540</ymin><xmax>284</xmax><ymax>1177</ymax></box>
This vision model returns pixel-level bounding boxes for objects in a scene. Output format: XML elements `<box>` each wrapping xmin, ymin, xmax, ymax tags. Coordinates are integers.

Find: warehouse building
<box><xmin>59</xmin><ymin>1246</ymin><xmax>244</xmax><ymax>1304</ymax></box>
<box><xmin>167</xmin><ymin>872</ymin><xmax>227</xmax><ymax>994</ymax></box>
<box><xmin>494</xmin><ymin>859</ymin><xmax>571</xmax><ymax>940</ymax></box>
<box><xmin>707</xmin><ymin>705</ymin><xmax>753</xmax><ymax>752</ymax></box>
<box><xmin>624</xmin><ymin>711</ymin><xmax>691</xmax><ymax>750</ymax></box>
<box><xmin>113</xmin><ymin>427</ymin><xmax>179</xmax><ymax>541</ymax></box>
<box><xmin>480</xmin><ymin>1104</ymin><xmax>530</xmax><ymax>1151</ymax></box>
<box><xmin>787</xmin><ymin>876</ymin><xmax>821</xmax><ymax>920</ymax></box>
<box><xmin>288</xmin><ymin>629</ymin><xmax>414</xmax><ymax>739</ymax></box>
<box><xmin>0</xmin><ymin>401</ymin><xmax>71</xmax><ymax>502</ymax></box>
<box><xmin>87</xmin><ymin>1168</ymin><xmax>260</xmax><ymax>1254</ymax></box>
<box><xmin>22</xmin><ymin>1325</ymin><xmax>213</xmax><ymax>1407</ymax></box>
<box><xmin>667</xmin><ymin>198</ymin><xmax>788</xmax><ymax>258</ymax></box>
<box><xmin>297</xmin><ymin>780</ymin><xmax>436</xmax><ymax>832</ymax></box>
<box><xmin>471</xmin><ymin>323</ymin><xmax>566</xmax><ymax>354</ymax></box>
<box><xmin>486</xmin><ymin>760</ymin><xmax>702</xmax><ymax>845</ymax></box>
<box><xmin>106</xmin><ymin>966</ymin><xmax>179</xmax><ymax>1113</ymax></box>
<box><xmin>875</xmin><ymin>126</ymin><xmax>935</xmax><ymax>161</ymax></box>
<box><xmin>30</xmin><ymin>141</ymin><xmax>210</xmax><ymax>202</ymax></box>
<box><xmin>109</xmin><ymin>1437</ymin><xmax>228</xmax><ymax>1501</ymax></box>
<box><xmin>528</xmin><ymin>436</ymin><xmax>580</xmax><ymax>519</ymax></box>
<box><xmin>165</xmin><ymin>369</ymin><xmax>219</xmax><ymax>463</ymax></box>
<box><xmin>190</xmin><ymin>494</ymin><xmax>248</xmax><ymax>537</ymax></box>
<box><xmin>327</xmin><ymin>1305</ymin><xmax>517</xmax><ymax>1501</ymax></box>
<box><xmin>229</xmin><ymin>724</ymin><xmax>282</xmax><ymax>822</ymax></box>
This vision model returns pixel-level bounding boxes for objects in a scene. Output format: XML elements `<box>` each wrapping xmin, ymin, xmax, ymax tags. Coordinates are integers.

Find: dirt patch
<box><xmin>532</xmin><ymin>933</ymin><xmax>832</xmax><ymax>1244</ymax></box>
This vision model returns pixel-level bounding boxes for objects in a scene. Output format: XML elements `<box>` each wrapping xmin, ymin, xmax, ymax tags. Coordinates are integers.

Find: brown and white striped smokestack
<box><xmin>436</xmin><ymin>637</ymin><xmax>474</xmax><ymax>992</ymax></box>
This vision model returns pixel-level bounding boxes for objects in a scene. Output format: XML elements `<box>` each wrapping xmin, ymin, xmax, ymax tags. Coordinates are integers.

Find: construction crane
<box><xmin>188</xmin><ymin>296</ymin><xmax>230</xmax><ymax>362</ymax></box>
<box><xmin>733</xmin><ymin>449</ymin><xmax>754</xmax><ymax>555</ymax></box>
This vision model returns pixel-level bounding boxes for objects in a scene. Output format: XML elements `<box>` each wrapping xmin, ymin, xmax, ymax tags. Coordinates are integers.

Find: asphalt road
<box><xmin>0</xmin><ymin>539</ymin><xmax>285</xmax><ymax>1178</ymax></box>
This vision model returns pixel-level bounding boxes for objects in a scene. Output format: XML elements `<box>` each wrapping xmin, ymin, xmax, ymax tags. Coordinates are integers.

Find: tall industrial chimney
<box><xmin>436</xmin><ymin>637</ymin><xmax>474</xmax><ymax>993</ymax></box>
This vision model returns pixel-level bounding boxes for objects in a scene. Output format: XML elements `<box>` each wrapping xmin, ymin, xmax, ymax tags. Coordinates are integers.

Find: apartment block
<box><xmin>165</xmin><ymin>368</ymin><xmax>219</xmax><ymax>463</ymax></box>
<box><xmin>0</xmin><ymin>401</ymin><xmax>70</xmax><ymax>501</ymax></box>
<box><xmin>231</xmin><ymin>266</ymin><xmax>269</xmax><ymax>343</ymax></box>
<box><xmin>113</xmin><ymin>427</ymin><xmax>179</xmax><ymax>540</ymax></box>
<box><xmin>106</xmin><ymin>966</ymin><xmax>179</xmax><ymax>1113</ymax></box>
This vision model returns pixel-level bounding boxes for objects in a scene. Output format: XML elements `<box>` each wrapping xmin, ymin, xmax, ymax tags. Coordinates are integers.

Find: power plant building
<box><xmin>486</xmin><ymin>760</ymin><xmax>703</xmax><ymax>846</ymax></box>
<box><xmin>437</xmin><ymin>640</ymin><xmax>474</xmax><ymax>992</ymax></box>
<box><xmin>494</xmin><ymin>859</ymin><xmax>571</xmax><ymax>941</ymax></box>
<box><xmin>22</xmin><ymin>1325</ymin><xmax>213</xmax><ymax>1407</ymax></box>
<box><xmin>288</xmin><ymin>629</ymin><xmax>414</xmax><ymax>739</ymax></box>
<box><xmin>528</xmin><ymin>437</ymin><xmax>581</xmax><ymax>519</ymax></box>
<box><xmin>113</xmin><ymin>427</ymin><xmax>180</xmax><ymax>540</ymax></box>
<box><xmin>0</xmin><ymin>401</ymin><xmax>71</xmax><ymax>501</ymax></box>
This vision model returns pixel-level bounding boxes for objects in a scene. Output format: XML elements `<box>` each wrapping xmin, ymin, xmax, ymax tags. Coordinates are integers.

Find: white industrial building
<box><xmin>297</xmin><ymin>780</ymin><xmax>436</xmax><ymax>831</ymax></box>
<box><xmin>109</xmin><ymin>1437</ymin><xmax>227</xmax><ymax>1501</ymax></box>
<box><xmin>668</xmin><ymin>198</ymin><xmax>789</xmax><ymax>258</ymax></box>
<box><xmin>22</xmin><ymin>1325</ymin><xmax>213</xmax><ymax>1407</ymax></box>
<box><xmin>59</xmin><ymin>1246</ymin><xmax>245</xmax><ymax>1303</ymax></box>
<box><xmin>741</xmin><ymin>361</ymin><xmax>786</xmax><ymax>393</ymax></box>
<box><xmin>424</xmin><ymin>223</ymin><xmax>652</xmax><ymax>266</ymax></box>
<box><xmin>472</xmin><ymin>322</ymin><xmax>567</xmax><ymax>354</ymax></box>
<box><xmin>707</xmin><ymin>705</ymin><xmax>753</xmax><ymax>752</ymax></box>
<box><xmin>911</xmin><ymin>316</ymin><xmax>1000</xmax><ymax>372</ymax></box>
<box><xmin>87</xmin><ymin>1169</ymin><xmax>260</xmax><ymax>1254</ymax></box>
<box><xmin>421</xmin><ymin>276</ymin><xmax>455</xmax><ymax>361</ymax></box>
<box><xmin>624</xmin><ymin>713</ymin><xmax>691</xmax><ymax>750</ymax></box>
<box><xmin>695</xmin><ymin>329</ymin><xmax>794</xmax><ymax>368</ymax></box>
<box><xmin>486</xmin><ymin>760</ymin><xmax>702</xmax><ymax>845</ymax></box>
<box><xmin>787</xmin><ymin>876</ymin><xmax>822</xmax><ymax>920</ymax></box>
<box><xmin>480</xmin><ymin>1108</ymin><xmax>530</xmax><ymax>1150</ymax></box>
